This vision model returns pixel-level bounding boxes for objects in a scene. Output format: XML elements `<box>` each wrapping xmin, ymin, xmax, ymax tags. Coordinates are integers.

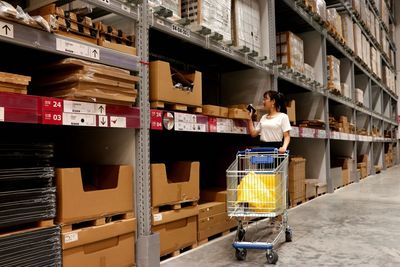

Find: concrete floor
<box><xmin>161</xmin><ymin>165</ymin><xmax>400</xmax><ymax>267</ymax></box>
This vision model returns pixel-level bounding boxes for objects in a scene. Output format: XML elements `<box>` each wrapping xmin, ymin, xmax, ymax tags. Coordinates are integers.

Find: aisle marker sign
<box><xmin>56</xmin><ymin>38</ymin><xmax>100</xmax><ymax>60</ymax></box>
<box><xmin>171</xmin><ymin>24</ymin><xmax>190</xmax><ymax>38</ymax></box>
<box><xmin>0</xmin><ymin>20</ymin><xmax>13</xmax><ymax>38</ymax></box>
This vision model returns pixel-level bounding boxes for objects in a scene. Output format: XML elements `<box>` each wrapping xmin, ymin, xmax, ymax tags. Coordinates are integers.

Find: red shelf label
<box><xmin>151</xmin><ymin>110</ymin><xmax>163</xmax><ymax>130</ymax></box>
<box><xmin>42</xmin><ymin>111</ymin><xmax>63</xmax><ymax>125</ymax></box>
<box><xmin>42</xmin><ymin>97</ymin><xmax>63</xmax><ymax>112</ymax></box>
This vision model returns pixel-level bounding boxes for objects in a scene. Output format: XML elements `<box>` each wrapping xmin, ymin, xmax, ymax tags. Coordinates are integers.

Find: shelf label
<box><xmin>121</xmin><ymin>4</ymin><xmax>131</xmax><ymax>12</ymax></box>
<box><xmin>64</xmin><ymin>232</ymin><xmax>78</xmax><ymax>243</ymax></box>
<box><xmin>110</xmin><ymin>116</ymin><xmax>127</xmax><ymax>128</ymax></box>
<box><xmin>42</xmin><ymin>98</ymin><xmax>63</xmax><ymax>111</ymax></box>
<box><xmin>300</xmin><ymin>127</ymin><xmax>315</xmax><ymax>138</ymax></box>
<box><xmin>56</xmin><ymin>38</ymin><xmax>100</xmax><ymax>60</ymax></box>
<box><xmin>0</xmin><ymin>107</ymin><xmax>4</xmax><ymax>122</ymax></box>
<box><xmin>171</xmin><ymin>24</ymin><xmax>190</xmax><ymax>38</ymax></box>
<box><xmin>151</xmin><ymin>110</ymin><xmax>163</xmax><ymax>130</ymax></box>
<box><xmin>43</xmin><ymin>111</ymin><xmax>63</xmax><ymax>125</ymax></box>
<box><xmin>174</xmin><ymin>113</ymin><xmax>207</xmax><ymax>132</ymax></box>
<box><xmin>153</xmin><ymin>213</ymin><xmax>162</xmax><ymax>222</ymax></box>
<box><xmin>316</xmin><ymin>129</ymin><xmax>327</xmax><ymax>139</ymax></box>
<box><xmin>99</xmin><ymin>0</ymin><xmax>110</xmax><ymax>5</ymax></box>
<box><xmin>63</xmin><ymin>100</ymin><xmax>106</xmax><ymax>115</ymax></box>
<box><xmin>208</xmin><ymin>117</ymin><xmax>217</xmax><ymax>132</ymax></box>
<box><xmin>63</xmin><ymin>113</ymin><xmax>96</xmax><ymax>126</ymax></box>
<box><xmin>216</xmin><ymin>118</ymin><xmax>233</xmax><ymax>133</ymax></box>
<box><xmin>0</xmin><ymin>20</ymin><xmax>13</xmax><ymax>39</ymax></box>
<box><xmin>221</xmin><ymin>45</ymin><xmax>233</xmax><ymax>55</ymax></box>
<box><xmin>99</xmin><ymin>116</ymin><xmax>108</xmax><ymax>127</ymax></box>
<box><xmin>291</xmin><ymin>126</ymin><xmax>300</xmax><ymax>137</ymax></box>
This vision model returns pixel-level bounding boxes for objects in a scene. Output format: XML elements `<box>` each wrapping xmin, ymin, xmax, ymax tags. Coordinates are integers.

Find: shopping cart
<box><xmin>226</xmin><ymin>147</ymin><xmax>292</xmax><ymax>264</ymax></box>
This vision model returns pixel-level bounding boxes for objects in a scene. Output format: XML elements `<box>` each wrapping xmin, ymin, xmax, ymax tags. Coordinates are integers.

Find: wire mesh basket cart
<box><xmin>226</xmin><ymin>147</ymin><xmax>292</xmax><ymax>264</ymax></box>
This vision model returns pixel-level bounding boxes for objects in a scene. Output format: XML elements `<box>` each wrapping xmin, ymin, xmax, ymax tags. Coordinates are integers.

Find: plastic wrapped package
<box><xmin>0</xmin><ymin>1</ymin><xmax>17</xmax><ymax>18</ymax></box>
<box><xmin>352</xmin><ymin>0</ymin><xmax>361</xmax><ymax>14</ymax></box>
<box><xmin>149</xmin><ymin>0</ymin><xmax>181</xmax><ymax>19</ymax></box>
<box><xmin>33</xmin><ymin>15</ymin><xmax>51</xmax><ymax>32</ymax></box>
<box><xmin>327</xmin><ymin>8</ymin><xmax>342</xmax><ymax>37</ymax></box>
<box><xmin>327</xmin><ymin>55</ymin><xmax>341</xmax><ymax>91</ymax></box>
<box><xmin>306</xmin><ymin>0</ymin><xmax>327</xmax><ymax>21</ymax></box>
<box><xmin>181</xmin><ymin>0</ymin><xmax>232</xmax><ymax>42</ymax></box>
<box><xmin>304</xmin><ymin>63</ymin><xmax>315</xmax><ymax>81</ymax></box>
<box><xmin>276</xmin><ymin>31</ymin><xmax>304</xmax><ymax>73</ymax></box>
<box><xmin>355</xmin><ymin>88</ymin><xmax>364</xmax><ymax>103</ymax></box>
<box><xmin>232</xmin><ymin>0</ymin><xmax>261</xmax><ymax>55</ymax></box>
<box><xmin>375</xmin><ymin>17</ymin><xmax>381</xmax><ymax>45</ymax></box>
<box><xmin>380</xmin><ymin>0</ymin><xmax>389</xmax><ymax>29</ymax></box>
<box><xmin>360</xmin><ymin>0</ymin><xmax>367</xmax><ymax>24</ymax></box>
<box><xmin>341</xmin><ymin>83</ymin><xmax>351</xmax><ymax>98</ymax></box>
<box><xmin>341</xmin><ymin>13</ymin><xmax>354</xmax><ymax>52</ymax></box>
<box><xmin>366</xmin><ymin>38</ymin><xmax>371</xmax><ymax>69</ymax></box>
<box><xmin>377</xmin><ymin>50</ymin><xmax>382</xmax><ymax>79</ymax></box>
<box><xmin>371</xmin><ymin>47</ymin><xmax>378</xmax><ymax>75</ymax></box>
<box><xmin>354</xmin><ymin>23</ymin><xmax>363</xmax><ymax>58</ymax></box>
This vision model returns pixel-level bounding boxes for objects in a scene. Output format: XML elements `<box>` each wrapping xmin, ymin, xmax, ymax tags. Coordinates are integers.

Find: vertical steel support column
<box><xmin>351</xmin><ymin>62</ymin><xmax>359</xmax><ymax>182</ymax></box>
<box><xmin>136</xmin><ymin>2</ymin><xmax>160</xmax><ymax>267</ymax></box>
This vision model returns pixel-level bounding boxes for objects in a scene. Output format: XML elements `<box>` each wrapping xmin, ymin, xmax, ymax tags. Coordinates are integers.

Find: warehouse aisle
<box><xmin>161</xmin><ymin>165</ymin><xmax>400</xmax><ymax>267</ymax></box>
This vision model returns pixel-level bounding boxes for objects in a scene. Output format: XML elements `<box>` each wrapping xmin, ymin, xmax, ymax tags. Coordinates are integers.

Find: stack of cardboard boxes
<box><xmin>289</xmin><ymin>156</ymin><xmax>306</xmax><ymax>206</ymax></box>
<box><xmin>327</xmin><ymin>8</ymin><xmax>343</xmax><ymax>39</ymax></box>
<box><xmin>276</xmin><ymin>31</ymin><xmax>305</xmax><ymax>73</ymax></box>
<box><xmin>305</xmin><ymin>0</ymin><xmax>327</xmax><ymax>21</ymax></box>
<box><xmin>56</xmin><ymin>165</ymin><xmax>136</xmax><ymax>267</ymax></box>
<box><xmin>357</xmin><ymin>154</ymin><xmax>369</xmax><ymax>179</ymax></box>
<box><xmin>341</xmin><ymin>13</ymin><xmax>354</xmax><ymax>52</ymax></box>
<box><xmin>355</xmin><ymin>88</ymin><xmax>364</xmax><ymax>105</ymax></box>
<box><xmin>385</xmin><ymin>144</ymin><xmax>394</xmax><ymax>168</ymax></box>
<box><xmin>151</xmin><ymin>162</ymin><xmax>200</xmax><ymax>257</ymax></box>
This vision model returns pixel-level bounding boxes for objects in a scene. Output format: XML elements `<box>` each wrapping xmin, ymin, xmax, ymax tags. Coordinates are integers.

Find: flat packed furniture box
<box><xmin>276</xmin><ymin>31</ymin><xmax>304</xmax><ymax>73</ymax></box>
<box><xmin>327</xmin><ymin>55</ymin><xmax>341</xmax><ymax>92</ymax></box>
<box><xmin>289</xmin><ymin>157</ymin><xmax>306</xmax><ymax>203</ymax></box>
<box><xmin>56</xmin><ymin>165</ymin><xmax>133</xmax><ymax>224</ymax></box>
<box><xmin>151</xmin><ymin>161</ymin><xmax>200</xmax><ymax>207</ymax></box>
<box><xmin>152</xmin><ymin>206</ymin><xmax>198</xmax><ymax>256</ymax></box>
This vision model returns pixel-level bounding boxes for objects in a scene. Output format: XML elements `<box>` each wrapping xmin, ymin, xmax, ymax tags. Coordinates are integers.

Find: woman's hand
<box><xmin>278</xmin><ymin>147</ymin><xmax>286</xmax><ymax>154</ymax></box>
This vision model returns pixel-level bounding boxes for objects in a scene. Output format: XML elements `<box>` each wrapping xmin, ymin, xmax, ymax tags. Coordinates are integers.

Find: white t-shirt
<box><xmin>255</xmin><ymin>113</ymin><xmax>292</xmax><ymax>142</ymax></box>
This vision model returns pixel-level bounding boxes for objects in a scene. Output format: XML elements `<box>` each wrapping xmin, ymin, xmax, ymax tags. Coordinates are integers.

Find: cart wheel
<box><xmin>235</xmin><ymin>248</ymin><xmax>247</xmax><ymax>261</ymax></box>
<box><xmin>266</xmin><ymin>250</ymin><xmax>278</xmax><ymax>264</ymax></box>
<box><xmin>285</xmin><ymin>228</ymin><xmax>293</xmax><ymax>242</ymax></box>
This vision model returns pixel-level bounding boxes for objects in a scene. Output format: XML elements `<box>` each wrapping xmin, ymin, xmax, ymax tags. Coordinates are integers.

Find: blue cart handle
<box><xmin>238</xmin><ymin>147</ymin><xmax>289</xmax><ymax>155</ymax></box>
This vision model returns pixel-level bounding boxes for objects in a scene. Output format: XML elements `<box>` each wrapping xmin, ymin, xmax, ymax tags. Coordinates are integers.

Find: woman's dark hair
<box><xmin>264</xmin><ymin>90</ymin><xmax>287</xmax><ymax>114</ymax></box>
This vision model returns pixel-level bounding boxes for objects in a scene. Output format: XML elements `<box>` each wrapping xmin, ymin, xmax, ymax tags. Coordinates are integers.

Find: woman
<box><xmin>248</xmin><ymin>90</ymin><xmax>291</xmax><ymax>153</ymax></box>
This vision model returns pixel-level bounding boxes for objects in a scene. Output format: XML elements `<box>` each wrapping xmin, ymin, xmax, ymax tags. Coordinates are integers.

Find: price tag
<box><xmin>171</xmin><ymin>24</ymin><xmax>190</xmax><ymax>38</ymax></box>
<box><xmin>151</xmin><ymin>110</ymin><xmax>163</xmax><ymax>130</ymax></box>
<box><xmin>316</xmin><ymin>129</ymin><xmax>327</xmax><ymax>139</ymax></box>
<box><xmin>300</xmin><ymin>127</ymin><xmax>315</xmax><ymax>138</ymax></box>
<box><xmin>56</xmin><ymin>38</ymin><xmax>100</xmax><ymax>60</ymax></box>
<box><xmin>153</xmin><ymin>214</ymin><xmax>162</xmax><ymax>222</ymax></box>
<box><xmin>64</xmin><ymin>232</ymin><xmax>78</xmax><ymax>243</ymax></box>
<box><xmin>63</xmin><ymin>113</ymin><xmax>96</xmax><ymax>126</ymax></box>
<box><xmin>291</xmin><ymin>126</ymin><xmax>300</xmax><ymax>137</ymax></box>
<box><xmin>0</xmin><ymin>20</ymin><xmax>13</xmax><ymax>38</ymax></box>
<box><xmin>63</xmin><ymin>100</ymin><xmax>106</xmax><ymax>115</ymax></box>
<box><xmin>221</xmin><ymin>45</ymin><xmax>233</xmax><ymax>55</ymax></box>
<box><xmin>42</xmin><ymin>111</ymin><xmax>63</xmax><ymax>125</ymax></box>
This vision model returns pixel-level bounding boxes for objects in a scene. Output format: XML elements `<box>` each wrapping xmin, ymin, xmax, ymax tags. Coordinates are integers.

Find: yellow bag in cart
<box><xmin>237</xmin><ymin>172</ymin><xmax>282</xmax><ymax>213</ymax></box>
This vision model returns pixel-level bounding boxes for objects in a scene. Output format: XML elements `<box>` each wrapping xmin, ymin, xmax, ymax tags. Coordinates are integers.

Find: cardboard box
<box><xmin>202</xmin><ymin>105</ymin><xmax>221</xmax><ymax>117</ymax></box>
<box><xmin>341</xmin><ymin>13</ymin><xmax>354</xmax><ymax>51</ymax></box>
<box><xmin>228</xmin><ymin>108</ymin><xmax>250</xmax><ymax>120</ymax></box>
<box><xmin>201</xmin><ymin>189</ymin><xmax>227</xmax><ymax>203</ymax></box>
<box><xmin>306</xmin><ymin>0</ymin><xmax>327</xmax><ymax>21</ymax></box>
<box><xmin>56</xmin><ymin>166</ymin><xmax>133</xmax><ymax>224</ymax></box>
<box><xmin>355</xmin><ymin>88</ymin><xmax>364</xmax><ymax>103</ymax></box>
<box><xmin>198</xmin><ymin>212</ymin><xmax>236</xmax><ymax>241</ymax></box>
<box><xmin>342</xmin><ymin>168</ymin><xmax>350</xmax><ymax>185</ymax></box>
<box><xmin>287</xmin><ymin>100</ymin><xmax>296</xmax><ymax>123</ymax></box>
<box><xmin>150</xmin><ymin>61</ymin><xmax>202</xmax><ymax>107</ymax></box>
<box><xmin>198</xmin><ymin>202</ymin><xmax>226</xmax><ymax>219</ymax></box>
<box><xmin>358</xmin><ymin>154</ymin><xmax>368</xmax><ymax>163</ymax></box>
<box><xmin>304</xmin><ymin>63</ymin><xmax>315</xmax><ymax>81</ymax></box>
<box><xmin>354</xmin><ymin>23</ymin><xmax>362</xmax><ymax>59</ymax></box>
<box><xmin>276</xmin><ymin>31</ymin><xmax>304</xmax><ymax>73</ymax></box>
<box><xmin>289</xmin><ymin>157</ymin><xmax>306</xmax><ymax>197</ymax></box>
<box><xmin>151</xmin><ymin>162</ymin><xmax>200</xmax><ymax>207</ymax></box>
<box><xmin>327</xmin><ymin>8</ymin><xmax>343</xmax><ymax>37</ymax></box>
<box><xmin>62</xmin><ymin>218</ymin><xmax>136</xmax><ymax>267</ymax></box>
<box><xmin>220</xmin><ymin>107</ymin><xmax>229</xmax><ymax>118</ymax></box>
<box><xmin>330</xmin><ymin>167</ymin><xmax>343</xmax><ymax>189</ymax></box>
<box><xmin>152</xmin><ymin>206</ymin><xmax>198</xmax><ymax>256</ymax></box>
<box><xmin>305</xmin><ymin>179</ymin><xmax>317</xmax><ymax>199</ymax></box>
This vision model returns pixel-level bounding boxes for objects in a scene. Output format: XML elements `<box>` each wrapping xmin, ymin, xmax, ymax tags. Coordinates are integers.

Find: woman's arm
<box><xmin>248</xmin><ymin>117</ymin><xmax>260</xmax><ymax>138</ymax></box>
<box><xmin>279</xmin><ymin>131</ymin><xmax>290</xmax><ymax>153</ymax></box>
